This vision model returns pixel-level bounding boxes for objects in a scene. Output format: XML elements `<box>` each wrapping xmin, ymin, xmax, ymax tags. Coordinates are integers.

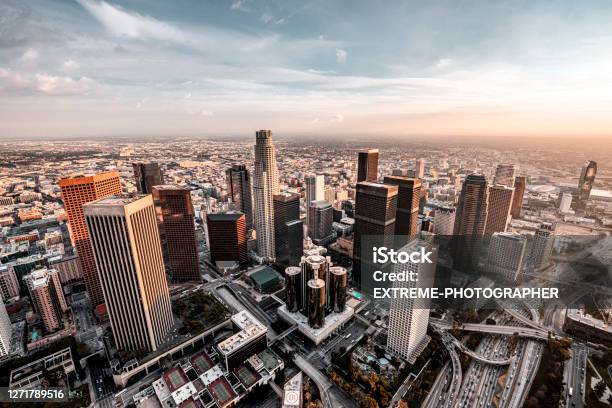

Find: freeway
<box><xmin>293</xmin><ymin>354</ymin><xmax>357</xmax><ymax>408</ymax></box>
<box><xmin>447</xmin><ymin>335</ymin><xmax>514</xmax><ymax>366</ymax></box>
<box><xmin>434</xmin><ymin>328</ymin><xmax>462</xmax><ymax>408</ymax></box>
<box><xmin>421</xmin><ymin>362</ymin><xmax>452</xmax><ymax>408</ymax></box>
<box><xmin>564</xmin><ymin>343</ymin><xmax>587</xmax><ymax>408</ymax></box>
<box><xmin>431</xmin><ymin>319</ymin><xmax>550</xmax><ymax>340</ymax></box>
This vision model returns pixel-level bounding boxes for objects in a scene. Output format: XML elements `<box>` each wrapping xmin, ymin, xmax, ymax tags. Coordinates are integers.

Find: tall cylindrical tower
<box><xmin>307</xmin><ymin>278</ymin><xmax>325</xmax><ymax>329</ymax></box>
<box><xmin>285</xmin><ymin>266</ymin><xmax>301</xmax><ymax>313</ymax></box>
<box><xmin>330</xmin><ymin>266</ymin><xmax>348</xmax><ymax>313</ymax></box>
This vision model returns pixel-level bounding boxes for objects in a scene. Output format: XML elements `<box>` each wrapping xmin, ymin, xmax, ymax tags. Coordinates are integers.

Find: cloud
<box><xmin>76</xmin><ymin>0</ymin><xmax>186</xmax><ymax>42</ymax></box>
<box><xmin>230</xmin><ymin>0</ymin><xmax>249</xmax><ymax>12</ymax></box>
<box><xmin>62</xmin><ymin>60</ymin><xmax>79</xmax><ymax>70</ymax></box>
<box><xmin>260</xmin><ymin>13</ymin><xmax>273</xmax><ymax>23</ymax></box>
<box><xmin>0</xmin><ymin>68</ymin><xmax>96</xmax><ymax>95</ymax></box>
<box><xmin>187</xmin><ymin>108</ymin><xmax>213</xmax><ymax>117</ymax></box>
<box><xmin>434</xmin><ymin>58</ymin><xmax>453</xmax><ymax>70</ymax></box>
<box><xmin>19</xmin><ymin>48</ymin><xmax>38</xmax><ymax>62</ymax></box>
<box><xmin>336</xmin><ymin>48</ymin><xmax>347</xmax><ymax>64</ymax></box>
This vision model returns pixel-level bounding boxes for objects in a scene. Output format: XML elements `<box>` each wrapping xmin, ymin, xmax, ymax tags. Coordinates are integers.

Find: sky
<box><xmin>1</xmin><ymin>0</ymin><xmax>612</xmax><ymax>139</ymax></box>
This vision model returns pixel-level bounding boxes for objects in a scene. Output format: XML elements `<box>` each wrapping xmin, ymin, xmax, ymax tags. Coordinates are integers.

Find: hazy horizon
<box><xmin>2</xmin><ymin>0</ymin><xmax>612</xmax><ymax>139</ymax></box>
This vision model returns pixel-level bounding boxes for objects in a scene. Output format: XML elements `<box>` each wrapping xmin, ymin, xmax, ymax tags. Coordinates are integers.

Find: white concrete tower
<box><xmin>253</xmin><ymin>130</ymin><xmax>280</xmax><ymax>261</ymax></box>
<box><xmin>387</xmin><ymin>240</ymin><xmax>437</xmax><ymax>363</ymax></box>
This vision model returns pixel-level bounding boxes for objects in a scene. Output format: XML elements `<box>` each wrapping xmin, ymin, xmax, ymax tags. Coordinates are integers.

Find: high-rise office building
<box><xmin>484</xmin><ymin>184</ymin><xmax>514</xmax><ymax>235</ymax></box>
<box><xmin>0</xmin><ymin>301</ymin><xmax>11</xmax><ymax>358</ymax></box>
<box><xmin>329</xmin><ymin>266</ymin><xmax>348</xmax><ymax>313</ymax></box>
<box><xmin>307</xmin><ymin>274</ymin><xmax>325</xmax><ymax>329</ymax></box>
<box><xmin>273</xmin><ymin>192</ymin><xmax>304</xmax><ymax>267</ymax></box>
<box><xmin>486</xmin><ymin>232</ymin><xmax>527</xmax><ymax>282</ymax></box>
<box><xmin>383</xmin><ymin>176</ymin><xmax>421</xmax><ymax>243</ymax></box>
<box><xmin>433</xmin><ymin>206</ymin><xmax>456</xmax><ymax>236</ymax></box>
<box><xmin>300</xmin><ymin>254</ymin><xmax>331</xmax><ymax>314</ymax></box>
<box><xmin>206</xmin><ymin>212</ymin><xmax>248</xmax><ymax>266</ymax></box>
<box><xmin>357</xmin><ymin>149</ymin><xmax>379</xmax><ymax>182</ymax></box>
<box><xmin>0</xmin><ymin>264</ymin><xmax>20</xmax><ymax>300</ymax></box>
<box><xmin>253</xmin><ymin>130</ymin><xmax>279</xmax><ymax>262</ymax></box>
<box><xmin>453</xmin><ymin>174</ymin><xmax>489</xmax><ymax>272</ymax></box>
<box><xmin>353</xmin><ymin>182</ymin><xmax>398</xmax><ymax>289</ymax></box>
<box><xmin>285</xmin><ymin>266</ymin><xmax>302</xmax><ymax>313</ymax></box>
<box><xmin>133</xmin><ymin>162</ymin><xmax>164</xmax><ymax>194</ymax></box>
<box><xmin>24</xmin><ymin>268</ymin><xmax>68</xmax><ymax>333</ymax></box>
<box><xmin>84</xmin><ymin>195</ymin><xmax>173</xmax><ymax>352</ymax></box>
<box><xmin>415</xmin><ymin>158</ymin><xmax>425</xmax><ymax>179</ymax></box>
<box><xmin>226</xmin><ymin>165</ymin><xmax>254</xmax><ymax>230</ymax></box>
<box><xmin>308</xmin><ymin>200</ymin><xmax>334</xmax><ymax>246</ymax></box>
<box><xmin>510</xmin><ymin>176</ymin><xmax>526</xmax><ymax>218</ymax></box>
<box><xmin>387</xmin><ymin>240</ymin><xmax>437</xmax><ymax>362</ymax></box>
<box><xmin>59</xmin><ymin>171</ymin><xmax>122</xmax><ymax>307</ymax></box>
<box><xmin>559</xmin><ymin>192</ymin><xmax>573</xmax><ymax>213</ymax></box>
<box><xmin>526</xmin><ymin>222</ymin><xmax>555</xmax><ymax>272</ymax></box>
<box><xmin>304</xmin><ymin>174</ymin><xmax>325</xmax><ymax>227</ymax></box>
<box><xmin>152</xmin><ymin>185</ymin><xmax>200</xmax><ymax>282</ymax></box>
<box><xmin>493</xmin><ymin>164</ymin><xmax>516</xmax><ymax>187</ymax></box>
<box><xmin>577</xmin><ymin>160</ymin><xmax>597</xmax><ymax>209</ymax></box>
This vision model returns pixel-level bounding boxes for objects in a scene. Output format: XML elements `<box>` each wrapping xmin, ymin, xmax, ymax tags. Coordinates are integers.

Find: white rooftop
<box><xmin>217</xmin><ymin>310</ymin><xmax>267</xmax><ymax>356</ymax></box>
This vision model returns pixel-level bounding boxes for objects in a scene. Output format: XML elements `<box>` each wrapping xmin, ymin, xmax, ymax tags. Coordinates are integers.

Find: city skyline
<box><xmin>3</xmin><ymin>0</ymin><xmax>612</xmax><ymax>139</ymax></box>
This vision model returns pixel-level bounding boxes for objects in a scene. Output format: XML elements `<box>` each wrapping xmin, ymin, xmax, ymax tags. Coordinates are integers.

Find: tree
<box><xmin>594</xmin><ymin>380</ymin><xmax>606</xmax><ymax>399</ymax></box>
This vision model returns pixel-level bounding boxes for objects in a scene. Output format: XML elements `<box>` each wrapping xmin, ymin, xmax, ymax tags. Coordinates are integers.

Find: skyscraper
<box><xmin>133</xmin><ymin>162</ymin><xmax>164</xmax><ymax>194</ymax></box>
<box><xmin>329</xmin><ymin>266</ymin><xmax>348</xmax><ymax>313</ymax></box>
<box><xmin>226</xmin><ymin>165</ymin><xmax>254</xmax><ymax>230</ymax></box>
<box><xmin>0</xmin><ymin>301</ymin><xmax>11</xmax><ymax>358</ymax></box>
<box><xmin>273</xmin><ymin>192</ymin><xmax>304</xmax><ymax>267</ymax></box>
<box><xmin>304</xmin><ymin>174</ymin><xmax>324</xmax><ymax>227</ymax></box>
<box><xmin>526</xmin><ymin>222</ymin><xmax>555</xmax><ymax>272</ymax></box>
<box><xmin>353</xmin><ymin>182</ymin><xmax>398</xmax><ymax>289</ymax></box>
<box><xmin>206</xmin><ymin>212</ymin><xmax>248</xmax><ymax>266</ymax></box>
<box><xmin>383</xmin><ymin>176</ymin><xmax>421</xmax><ymax>243</ymax></box>
<box><xmin>84</xmin><ymin>195</ymin><xmax>173</xmax><ymax>352</ymax></box>
<box><xmin>415</xmin><ymin>158</ymin><xmax>425</xmax><ymax>179</ymax></box>
<box><xmin>0</xmin><ymin>264</ymin><xmax>20</xmax><ymax>300</ymax></box>
<box><xmin>357</xmin><ymin>149</ymin><xmax>379</xmax><ymax>182</ymax></box>
<box><xmin>300</xmin><ymin>254</ymin><xmax>331</xmax><ymax>314</ymax></box>
<box><xmin>253</xmin><ymin>130</ymin><xmax>279</xmax><ymax>262</ymax></box>
<box><xmin>24</xmin><ymin>268</ymin><xmax>68</xmax><ymax>333</ymax></box>
<box><xmin>493</xmin><ymin>164</ymin><xmax>516</xmax><ymax>187</ymax></box>
<box><xmin>387</xmin><ymin>240</ymin><xmax>436</xmax><ymax>362</ymax></box>
<box><xmin>307</xmin><ymin>200</ymin><xmax>334</xmax><ymax>246</ymax></box>
<box><xmin>152</xmin><ymin>185</ymin><xmax>200</xmax><ymax>282</ymax></box>
<box><xmin>59</xmin><ymin>171</ymin><xmax>122</xmax><ymax>307</ymax></box>
<box><xmin>453</xmin><ymin>174</ymin><xmax>489</xmax><ymax>272</ymax></box>
<box><xmin>559</xmin><ymin>192</ymin><xmax>573</xmax><ymax>213</ymax></box>
<box><xmin>485</xmin><ymin>232</ymin><xmax>527</xmax><ymax>282</ymax></box>
<box><xmin>577</xmin><ymin>160</ymin><xmax>597</xmax><ymax>209</ymax></box>
<box><xmin>433</xmin><ymin>206</ymin><xmax>456</xmax><ymax>236</ymax></box>
<box><xmin>510</xmin><ymin>176</ymin><xmax>526</xmax><ymax>218</ymax></box>
<box><xmin>484</xmin><ymin>184</ymin><xmax>514</xmax><ymax>235</ymax></box>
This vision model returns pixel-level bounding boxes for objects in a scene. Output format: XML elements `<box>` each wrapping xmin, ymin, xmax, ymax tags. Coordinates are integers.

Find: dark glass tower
<box><xmin>352</xmin><ymin>182</ymin><xmax>398</xmax><ymax>290</ymax></box>
<box><xmin>226</xmin><ymin>164</ymin><xmax>254</xmax><ymax>230</ymax></box>
<box><xmin>452</xmin><ymin>174</ymin><xmax>489</xmax><ymax>273</ymax></box>
<box><xmin>133</xmin><ymin>162</ymin><xmax>164</xmax><ymax>194</ymax></box>
<box><xmin>273</xmin><ymin>192</ymin><xmax>303</xmax><ymax>267</ymax></box>
<box><xmin>383</xmin><ymin>176</ymin><xmax>421</xmax><ymax>246</ymax></box>
<box><xmin>511</xmin><ymin>176</ymin><xmax>526</xmax><ymax>218</ymax></box>
<box><xmin>577</xmin><ymin>160</ymin><xmax>597</xmax><ymax>210</ymax></box>
<box><xmin>357</xmin><ymin>149</ymin><xmax>379</xmax><ymax>183</ymax></box>
<box><xmin>206</xmin><ymin>212</ymin><xmax>248</xmax><ymax>266</ymax></box>
<box><xmin>152</xmin><ymin>185</ymin><xmax>201</xmax><ymax>282</ymax></box>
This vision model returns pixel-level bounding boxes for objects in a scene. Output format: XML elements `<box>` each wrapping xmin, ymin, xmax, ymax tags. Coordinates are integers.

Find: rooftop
<box><xmin>87</xmin><ymin>194</ymin><xmax>147</xmax><ymax>206</ymax></box>
<box><xmin>217</xmin><ymin>311</ymin><xmax>267</xmax><ymax>356</ymax></box>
